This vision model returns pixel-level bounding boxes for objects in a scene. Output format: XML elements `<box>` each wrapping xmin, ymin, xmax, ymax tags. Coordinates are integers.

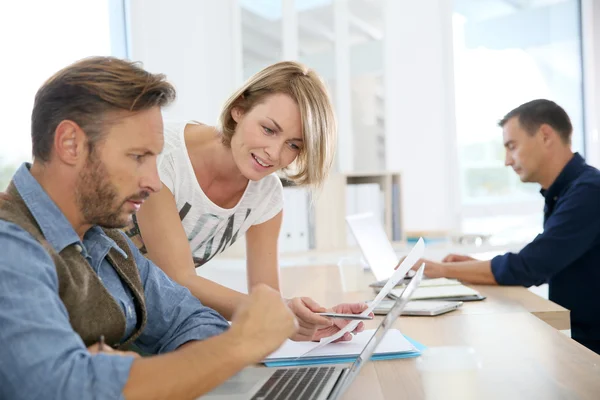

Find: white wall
<box><xmin>383</xmin><ymin>0</ymin><xmax>460</xmax><ymax>234</ymax></box>
<box><xmin>125</xmin><ymin>0</ymin><xmax>600</xmax><ymax>240</ymax></box>
<box><xmin>127</xmin><ymin>0</ymin><xmax>465</xmax><ymax>235</ymax></box>
<box><xmin>128</xmin><ymin>0</ymin><xmax>242</xmax><ymax>124</ymax></box>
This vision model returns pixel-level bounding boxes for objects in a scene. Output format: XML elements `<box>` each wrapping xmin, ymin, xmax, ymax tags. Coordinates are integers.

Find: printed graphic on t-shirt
<box><xmin>124</xmin><ymin>203</ymin><xmax>252</xmax><ymax>268</ymax></box>
<box><xmin>124</xmin><ymin>122</ymin><xmax>283</xmax><ymax>269</ymax></box>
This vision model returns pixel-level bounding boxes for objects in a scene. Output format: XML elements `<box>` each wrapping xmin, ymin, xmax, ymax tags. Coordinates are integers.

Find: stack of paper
<box><xmin>371</xmin><ymin>277</ymin><xmax>460</xmax><ymax>288</ymax></box>
<box><xmin>263</xmin><ymin>329</ymin><xmax>423</xmax><ymax>367</ymax></box>
<box><xmin>414</xmin><ymin>278</ymin><xmax>463</xmax><ymax>287</ymax></box>
<box><xmin>298</xmin><ymin>238</ymin><xmax>426</xmax><ymax>359</ymax></box>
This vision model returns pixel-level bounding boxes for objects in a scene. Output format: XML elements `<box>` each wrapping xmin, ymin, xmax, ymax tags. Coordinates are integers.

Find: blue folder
<box><xmin>264</xmin><ymin>336</ymin><xmax>425</xmax><ymax>368</ymax></box>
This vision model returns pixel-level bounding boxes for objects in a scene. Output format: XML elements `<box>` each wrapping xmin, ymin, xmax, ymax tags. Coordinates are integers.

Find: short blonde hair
<box><xmin>218</xmin><ymin>61</ymin><xmax>336</xmax><ymax>187</ymax></box>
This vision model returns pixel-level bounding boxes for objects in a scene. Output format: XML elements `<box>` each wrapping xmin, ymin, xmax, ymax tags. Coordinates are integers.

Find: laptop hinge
<box><xmin>327</xmin><ymin>367</ymin><xmax>350</xmax><ymax>399</ymax></box>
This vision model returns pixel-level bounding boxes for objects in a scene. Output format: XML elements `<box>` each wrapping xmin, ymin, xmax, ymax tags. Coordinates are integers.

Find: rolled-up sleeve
<box><xmin>491</xmin><ymin>183</ymin><xmax>600</xmax><ymax>287</ymax></box>
<box><xmin>121</xmin><ymin>233</ymin><xmax>230</xmax><ymax>354</ymax></box>
<box><xmin>0</xmin><ymin>222</ymin><xmax>134</xmax><ymax>400</ymax></box>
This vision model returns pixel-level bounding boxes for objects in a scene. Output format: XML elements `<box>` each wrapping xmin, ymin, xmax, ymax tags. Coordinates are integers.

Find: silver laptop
<box><xmin>199</xmin><ymin>265</ymin><xmax>425</xmax><ymax>400</ymax></box>
<box><xmin>345</xmin><ymin>213</ymin><xmax>400</xmax><ymax>282</ymax></box>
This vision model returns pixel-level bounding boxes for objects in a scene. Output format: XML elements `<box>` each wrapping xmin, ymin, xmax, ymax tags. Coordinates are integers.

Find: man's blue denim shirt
<box><xmin>0</xmin><ymin>163</ymin><xmax>230</xmax><ymax>400</ymax></box>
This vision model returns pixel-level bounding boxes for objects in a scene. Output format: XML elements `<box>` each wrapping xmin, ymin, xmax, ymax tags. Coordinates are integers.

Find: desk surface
<box><xmin>280</xmin><ymin>265</ymin><xmax>570</xmax><ymax>330</ymax></box>
<box><xmin>279</xmin><ymin>265</ymin><xmax>599</xmax><ymax>399</ymax></box>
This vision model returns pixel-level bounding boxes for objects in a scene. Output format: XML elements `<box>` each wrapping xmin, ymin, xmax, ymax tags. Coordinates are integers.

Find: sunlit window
<box><xmin>0</xmin><ymin>0</ymin><xmax>118</xmax><ymax>189</ymax></box>
<box><xmin>453</xmin><ymin>0</ymin><xmax>583</xmax><ymax>243</ymax></box>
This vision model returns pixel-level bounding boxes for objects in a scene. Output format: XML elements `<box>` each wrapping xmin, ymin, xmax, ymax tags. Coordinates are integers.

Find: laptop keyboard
<box><xmin>251</xmin><ymin>366</ymin><xmax>336</xmax><ymax>400</ymax></box>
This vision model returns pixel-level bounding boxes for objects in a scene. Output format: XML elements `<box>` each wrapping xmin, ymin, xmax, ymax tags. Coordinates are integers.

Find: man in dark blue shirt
<box><xmin>413</xmin><ymin>99</ymin><xmax>600</xmax><ymax>354</ymax></box>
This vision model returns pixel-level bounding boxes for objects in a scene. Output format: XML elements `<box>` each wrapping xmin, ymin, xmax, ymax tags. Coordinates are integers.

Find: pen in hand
<box><xmin>317</xmin><ymin>312</ymin><xmax>373</xmax><ymax>320</ymax></box>
<box><xmin>91</xmin><ymin>336</ymin><xmax>140</xmax><ymax>359</ymax></box>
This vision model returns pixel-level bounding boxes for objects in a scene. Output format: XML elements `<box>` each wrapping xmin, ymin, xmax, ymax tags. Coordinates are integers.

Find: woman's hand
<box><xmin>285</xmin><ymin>297</ymin><xmax>371</xmax><ymax>342</ymax></box>
<box><xmin>311</xmin><ymin>302</ymin><xmax>371</xmax><ymax>342</ymax></box>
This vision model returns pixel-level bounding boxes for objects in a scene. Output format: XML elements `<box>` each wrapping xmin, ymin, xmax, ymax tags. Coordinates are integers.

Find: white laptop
<box><xmin>199</xmin><ymin>265</ymin><xmax>426</xmax><ymax>400</ymax></box>
<box><xmin>346</xmin><ymin>213</ymin><xmax>478</xmax><ymax>311</ymax></box>
<box><xmin>345</xmin><ymin>213</ymin><xmax>400</xmax><ymax>282</ymax></box>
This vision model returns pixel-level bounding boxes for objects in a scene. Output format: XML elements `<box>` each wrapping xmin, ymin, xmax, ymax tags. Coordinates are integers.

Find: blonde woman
<box><xmin>128</xmin><ymin>61</ymin><xmax>367</xmax><ymax>342</ymax></box>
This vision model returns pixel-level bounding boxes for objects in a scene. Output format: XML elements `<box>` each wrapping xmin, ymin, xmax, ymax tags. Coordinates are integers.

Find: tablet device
<box><xmin>426</xmin><ymin>294</ymin><xmax>486</xmax><ymax>302</ymax></box>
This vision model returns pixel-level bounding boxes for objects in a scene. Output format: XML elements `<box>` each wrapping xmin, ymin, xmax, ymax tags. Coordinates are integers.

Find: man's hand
<box><xmin>442</xmin><ymin>253</ymin><xmax>476</xmax><ymax>263</ymax></box>
<box><xmin>229</xmin><ymin>284</ymin><xmax>298</xmax><ymax>362</ymax></box>
<box><xmin>285</xmin><ymin>297</ymin><xmax>333</xmax><ymax>341</ymax></box>
<box><xmin>87</xmin><ymin>343</ymin><xmax>141</xmax><ymax>358</ymax></box>
<box><xmin>311</xmin><ymin>302</ymin><xmax>371</xmax><ymax>342</ymax></box>
<box><xmin>397</xmin><ymin>257</ymin><xmax>447</xmax><ymax>278</ymax></box>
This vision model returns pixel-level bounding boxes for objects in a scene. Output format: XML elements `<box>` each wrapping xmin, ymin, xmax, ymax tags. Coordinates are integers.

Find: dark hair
<box><xmin>498</xmin><ymin>99</ymin><xmax>572</xmax><ymax>144</ymax></box>
<box><xmin>31</xmin><ymin>56</ymin><xmax>176</xmax><ymax>162</ymax></box>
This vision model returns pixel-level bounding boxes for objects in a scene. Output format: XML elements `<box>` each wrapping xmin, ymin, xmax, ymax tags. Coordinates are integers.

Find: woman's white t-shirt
<box><xmin>130</xmin><ymin>121</ymin><xmax>283</xmax><ymax>267</ymax></box>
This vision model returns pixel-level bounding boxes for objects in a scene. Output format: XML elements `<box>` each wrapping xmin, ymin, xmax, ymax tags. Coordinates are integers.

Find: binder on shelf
<box><xmin>280</xmin><ymin>187</ymin><xmax>309</xmax><ymax>252</ymax></box>
<box><xmin>392</xmin><ymin>181</ymin><xmax>401</xmax><ymax>241</ymax></box>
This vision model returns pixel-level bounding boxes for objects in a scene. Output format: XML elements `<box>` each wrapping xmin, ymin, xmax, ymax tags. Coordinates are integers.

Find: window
<box><xmin>0</xmin><ymin>0</ymin><xmax>125</xmax><ymax>190</ymax></box>
<box><xmin>453</xmin><ymin>0</ymin><xmax>583</xmax><ymax>244</ymax></box>
<box><xmin>240</xmin><ymin>0</ymin><xmax>283</xmax><ymax>79</ymax></box>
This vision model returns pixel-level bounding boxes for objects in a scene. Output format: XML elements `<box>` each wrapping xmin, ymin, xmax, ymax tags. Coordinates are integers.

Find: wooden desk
<box><xmin>469</xmin><ymin>285</ymin><xmax>570</xmax><ymax>330</ymax></box>
<box><xmin>281</xmin><ymin>265</ymin><xmax>570</xmax><ymax>330</ymax></box>
<box><xmin>280</xmin><ymin>265</ymin><xmax>599</xmax><ymax>399</ymax></box>
<box><xmin>346</xmin><ymin>313</ymin><xmax>600</xmax><ymax>400</ymax></box>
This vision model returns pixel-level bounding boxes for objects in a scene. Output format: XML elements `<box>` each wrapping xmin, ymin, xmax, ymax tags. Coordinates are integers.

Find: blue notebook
<box><xmin>263</xmin><ymin>330</ymin><xmax>425</xmax><ymax>368</ymax></box>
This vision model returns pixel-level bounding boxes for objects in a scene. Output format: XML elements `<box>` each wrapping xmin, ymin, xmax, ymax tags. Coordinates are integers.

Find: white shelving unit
<box><xmin>310</xmin><ymin>171</ymin><xmax>403</xmax><ymax>252</ymax></box>
<box><xmin>220</xmin><ymin>171</ymin><xmax>403</xmax><ymax>257</ymax></box>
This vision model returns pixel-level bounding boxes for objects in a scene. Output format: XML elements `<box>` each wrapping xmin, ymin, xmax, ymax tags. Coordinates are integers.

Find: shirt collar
<box><xmin>83</xmin><ymin>226</ymin><xmax>129</xmax><ymax>259</ymax></box>
<box><xmin>11</xmin><ymin>163</ymin><xmax>127</xmax><ymax>258</ymax></box>
<box><xmin>540</xmin><ymin>152</ymin><xmax>586</xmax><ymax>201</ymax></box>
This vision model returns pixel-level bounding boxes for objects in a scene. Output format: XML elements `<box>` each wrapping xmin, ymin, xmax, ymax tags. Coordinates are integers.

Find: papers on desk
<box><xmin>372</xmin><ymin>277</ymin><xmax>461</xmax><ymax>289</ymax></box>
<box><xmin>373</xmin><ymin>277</ymin><xmax>467</xmax><ymax>292</ymax></box>
<box><xmin>414</xmin><ymin>278</ymin><xmax>463</xmax><ymax>287</ymax></box>
<box><xmin>299</xmin><ymin>238</ymin><xmax>425</xmax><ymax>358</ymax></box>
<box><xmin>378</xmin><ymin>278</ymin><xmax>481</xmax><ymax>300</ymax></box>
<box><xmin>263</xmin><ymin>329</ymin><xmax>422</xmax><ymax>367</ymax></box>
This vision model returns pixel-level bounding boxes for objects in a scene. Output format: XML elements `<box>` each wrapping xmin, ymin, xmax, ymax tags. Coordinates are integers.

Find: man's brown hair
<box><xmin>498</xmin><ymin>99</ymin><xmax>572</xmax><ymax>144</ymax></box>
<box><xmin>31</xmin><ymin>56</ymin><xmax>176</xmax><ymax>162</ymax></box>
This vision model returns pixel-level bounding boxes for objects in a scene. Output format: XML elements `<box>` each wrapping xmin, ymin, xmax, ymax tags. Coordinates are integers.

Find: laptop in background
<box><xmin>345</xmin><ymin>213</ymin><xmax>400</xmax><ymax>282</ymax></box>
<box><xmin>199</xmin><ymin>265</ymin><xmax>426</xmax><ymax>400</ymax></box>
<box><xmin>347</xmin><ymin>213</ymin><xmax>486</xmax><ymax>305</ymax></box>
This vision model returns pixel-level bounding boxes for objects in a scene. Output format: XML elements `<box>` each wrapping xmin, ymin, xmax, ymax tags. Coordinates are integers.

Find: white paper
<box><xmin>411</xmin><ymin>278</ymin><xmax>461</xmax><ymax>287</ymax></box>
<box><xmin>299</xmin><ymin>238</ymin><xmax>425</xmax><ymax>357</ymax></box>
<box><xmin>265</xmin><ymin>329</ymin><xmax>416</xmax><ymax>361</ymax></box>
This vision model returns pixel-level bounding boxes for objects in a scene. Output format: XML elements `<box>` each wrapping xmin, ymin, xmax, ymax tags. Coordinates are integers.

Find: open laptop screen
<box><xmin>333</xmin><ymin>265</ymin><xmax>425</xmax><ymax>399</ymax></box>
<box><xmin>346</xmin><ymin>213</ymin><xmax>399</xmax><ymax>281</ymax></box>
